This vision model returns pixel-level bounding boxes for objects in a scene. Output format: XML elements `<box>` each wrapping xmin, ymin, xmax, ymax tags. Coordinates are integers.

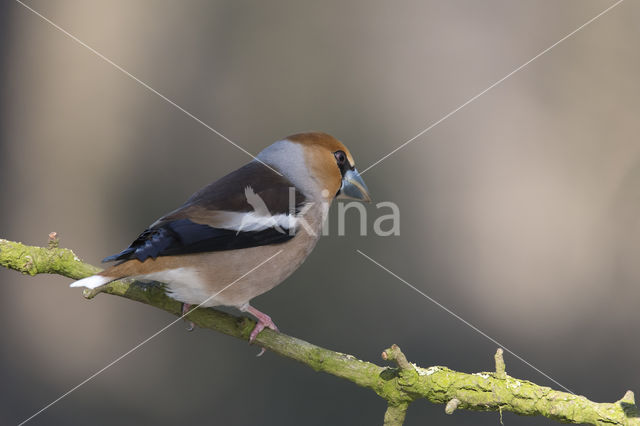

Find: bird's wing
<box><xmin>103</xmin><ymin>161</ymin><xmax>307</xmax><ymax>263</ymax></box>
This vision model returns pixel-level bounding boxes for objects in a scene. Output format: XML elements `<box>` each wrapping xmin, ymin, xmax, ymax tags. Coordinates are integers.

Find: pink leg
<box><xmin>182</xmin><ymin>303</ymin><xmax>195</xmax><ymax>332</ymax></box>
<box><xmin>244</xmin><ymin>305</ymin><xmax>279</xmax><ymax>343</ymax></box>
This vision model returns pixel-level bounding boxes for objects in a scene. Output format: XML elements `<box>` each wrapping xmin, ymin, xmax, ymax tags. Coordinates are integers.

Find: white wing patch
<box><xmin>214</xmin><ymin>186</ymin><xmax>296</xmax><ymax>234</ymax></box>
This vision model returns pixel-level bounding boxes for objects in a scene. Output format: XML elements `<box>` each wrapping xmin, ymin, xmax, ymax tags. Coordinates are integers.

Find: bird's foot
<box><xmin>182</xmin><ymin>303</ymin><xmax>195</xmax><ymax>332</ymax></box>
<box><xmin>249</xmin><ymin>316</ymin><xmax>278</xmax><ymax>343</ymax></box>
<box><xmin>244</xmin><ymin>305</ymin><xmax>279</xmax><ymax>345</ymax></box>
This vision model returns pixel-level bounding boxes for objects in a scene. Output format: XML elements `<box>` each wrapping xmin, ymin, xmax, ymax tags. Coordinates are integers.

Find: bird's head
<box><xmin>257</xmin><ymin>132</ymin><xmax>371</xmax><ymax>203</ymax></box>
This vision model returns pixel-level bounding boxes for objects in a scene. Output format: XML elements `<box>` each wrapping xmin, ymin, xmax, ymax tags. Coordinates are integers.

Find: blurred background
<box><xmin>1</xmin><ymin>1</ymin><xmax>639</xmax><ymax>424</ymax></box>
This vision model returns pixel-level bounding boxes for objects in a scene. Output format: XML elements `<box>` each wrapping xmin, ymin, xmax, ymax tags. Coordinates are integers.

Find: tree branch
<box><xmin>1</xmin><ymin>236</ymin><xmax>638</xmax><ymax>425</ymax></box>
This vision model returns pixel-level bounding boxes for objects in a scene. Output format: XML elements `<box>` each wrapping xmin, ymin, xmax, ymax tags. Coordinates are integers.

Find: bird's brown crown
<box><xmin>286</xmin><ymin>132</ymin><xmax>355</xmax><ymax>167</ymax></box>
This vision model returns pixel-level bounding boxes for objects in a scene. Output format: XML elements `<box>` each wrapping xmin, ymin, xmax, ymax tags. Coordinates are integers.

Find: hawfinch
<box><xmin>71</xmin><ymin>132</ymin><xmax>370</xmax><ymax>342</ymax></box>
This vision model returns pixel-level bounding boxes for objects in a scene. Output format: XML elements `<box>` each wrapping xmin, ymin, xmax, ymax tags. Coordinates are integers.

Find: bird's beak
<box><xmin>338</xmin><ymin>168</ymin><xmax>371</xmax><ymax>202</ymax></box>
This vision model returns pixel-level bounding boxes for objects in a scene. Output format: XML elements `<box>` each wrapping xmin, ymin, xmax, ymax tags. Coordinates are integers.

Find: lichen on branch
<box><xmin>1</xmin><ymin>236</ymin><xmax>638</xmax><ymax>425</ymax></box>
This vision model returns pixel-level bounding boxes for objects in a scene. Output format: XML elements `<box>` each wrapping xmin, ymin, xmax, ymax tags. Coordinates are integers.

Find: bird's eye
<box><xmin>334</xmin><ymin>150</ymin><xmax>347</xmax><ymax>166</ymax></box>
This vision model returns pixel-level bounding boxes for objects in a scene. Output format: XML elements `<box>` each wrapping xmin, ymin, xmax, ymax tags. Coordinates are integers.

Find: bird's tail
<box><xmin>70</xmin><ymin>274</ymin><xmax>114</xmax><ymax>289</ymax></box>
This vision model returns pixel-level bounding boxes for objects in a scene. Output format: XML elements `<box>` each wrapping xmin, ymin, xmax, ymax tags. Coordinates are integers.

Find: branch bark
<box><xmin>1</xmin><ymin>236</ymin><xmax>638</xmax><ymax>425</ymax></box>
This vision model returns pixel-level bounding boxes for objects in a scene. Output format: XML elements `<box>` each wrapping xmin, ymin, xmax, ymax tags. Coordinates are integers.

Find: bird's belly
<box><xmin>136</xmin><ymin>267</ymin><xmax>216</xmax><ymax>306</ymax></box>
<box><xmin>136</xmin><ymin>232</ymin><xmax>319</xmax><ymax>308</ymax></box>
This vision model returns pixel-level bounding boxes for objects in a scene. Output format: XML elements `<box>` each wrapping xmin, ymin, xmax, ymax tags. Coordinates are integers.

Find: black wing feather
<box><xmin>102</xmin><ymin>218</ymin><xmax>294</xmax><ymax>263</ymax></box>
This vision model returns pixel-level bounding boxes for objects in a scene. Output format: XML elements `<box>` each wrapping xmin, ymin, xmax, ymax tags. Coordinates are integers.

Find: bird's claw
<box><xmin>249</xmin><ymin>314</ymin><xmax>278</xmax><ymax>356</ymax></box>
<box><xmin>249</xmin><ymin>316</ymin><xmax>278</xmax><ymax>343</ymax></box>
<box><xmin>252</xmin><ymin>320</ymin><xmax>278</xmax><ymax>357</ymax></box>
<box><xmin>182</xmin><ymin>303</ymin><xmax>195</xmax><ymax>332</ymax></box>
<box><xmin>243</xmin><ymin>305</ymin><xmax>279</xmax><ymax>356</ymax></box>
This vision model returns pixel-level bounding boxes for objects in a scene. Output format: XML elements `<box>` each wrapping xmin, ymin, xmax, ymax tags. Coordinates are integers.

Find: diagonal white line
<box><xmin>14</xmin><ymin>0</ymin><xmax>282</xmax><ymax>176</ymax></box>
<box><xmin>18</xmin><ymin>249</ymin><xmax>284</xmax><ymax>426</ymax></box>
<box><xmin>360</xmin><ymin>0</ymin><xmax>625</xmax><ymax>175</ymax></box>
<box><xmin>356</xmin><ymin>249</ymin><xmax>575</xmax><ymax>394</ymax></box>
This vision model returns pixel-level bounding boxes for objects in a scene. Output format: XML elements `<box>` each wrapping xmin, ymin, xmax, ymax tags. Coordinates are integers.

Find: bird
<box><xmin>71</xmin><ymin>132</ymin><xmax>371</xmax><ymax>344</ymax></box>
